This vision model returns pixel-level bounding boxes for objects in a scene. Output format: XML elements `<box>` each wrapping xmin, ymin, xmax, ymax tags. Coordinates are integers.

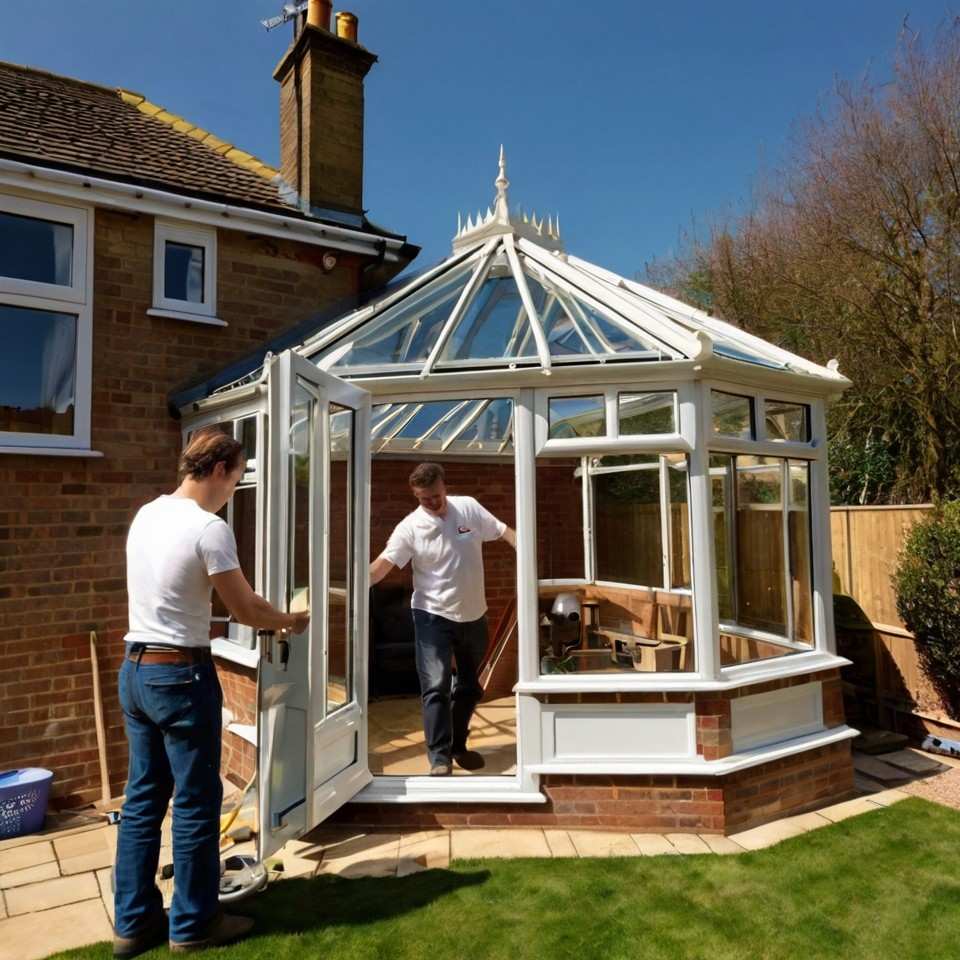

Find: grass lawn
<box><xmin>54</xmin><ymin>798</ymin><xmax>960</xmax><ymax>960</ymax></box>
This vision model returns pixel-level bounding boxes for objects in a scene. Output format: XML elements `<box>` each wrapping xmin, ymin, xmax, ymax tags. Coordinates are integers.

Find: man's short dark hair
<box><xmin>179</xmin><ymin>427</ymin><xmax>244</xmax><ymax>482</ymax></box>
<box><xmin>409</xmin><ymin>462</ymin><xmax>445</xmax><ymax>489</ymax></box>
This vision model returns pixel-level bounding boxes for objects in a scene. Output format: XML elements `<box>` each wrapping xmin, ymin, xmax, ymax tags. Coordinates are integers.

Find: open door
<box><xmin>257</xmin><ymin>349</ymin><xmax>372</xmax><ymax>862</ymax></box>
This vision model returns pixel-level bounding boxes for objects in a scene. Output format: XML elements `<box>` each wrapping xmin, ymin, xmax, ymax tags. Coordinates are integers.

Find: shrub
<box><xmin>893</xmin><ymin>502</ymin><xmax>960</xmax><ymax>717</ymax></box>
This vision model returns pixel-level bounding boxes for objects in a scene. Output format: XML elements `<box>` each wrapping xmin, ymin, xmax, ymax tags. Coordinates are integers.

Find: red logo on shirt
<box><xmin>457</xmin><ymin>526</ymin><xmax>472</xmax><ymax>534</ymax></box>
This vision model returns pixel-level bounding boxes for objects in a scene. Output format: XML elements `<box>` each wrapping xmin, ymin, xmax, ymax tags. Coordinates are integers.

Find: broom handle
<box><xmin>90</xmin><ymin>630</ymin><xmax>111</xmax><ymax>804</ymax></box>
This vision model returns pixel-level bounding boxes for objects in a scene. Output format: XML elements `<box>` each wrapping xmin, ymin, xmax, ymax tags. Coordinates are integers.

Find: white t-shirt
<box><xmin>381</xmin><ymin>495</ymin><xmax>507</xmax><ymax>623</ymax></box>
<box><xmin>125</xmin><ymin>495</ymin><xmax>240</xmax><ymax>648</ymax></box>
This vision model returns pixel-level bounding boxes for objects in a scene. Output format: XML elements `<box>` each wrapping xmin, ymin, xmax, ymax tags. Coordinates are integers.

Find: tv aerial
<box><xmin>260</xmin><ymin>1</ymin><xmax>310</xmax><ymax>32</ymax></box>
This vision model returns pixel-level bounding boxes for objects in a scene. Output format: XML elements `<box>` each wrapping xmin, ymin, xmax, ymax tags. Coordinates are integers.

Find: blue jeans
<box><xmin>114</xmin><ymin>650</ymin><xmax>223</xmax><ymax>943</ymax></box>
<box><xmin>412</xmin><ymin>610</ymin><xmax>488</xmax><ymax>765</ymax></box>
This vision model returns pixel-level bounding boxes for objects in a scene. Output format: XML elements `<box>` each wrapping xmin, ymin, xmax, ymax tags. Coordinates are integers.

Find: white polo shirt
<box><xmin>381</xmin><ymin>495</ymin><xmax>507</xmax><ymax>623</ymax></box>
<box><xmin>125</xmin><ymin>495</ymin><xmax>240</xmax><ymax>647</ymax></box>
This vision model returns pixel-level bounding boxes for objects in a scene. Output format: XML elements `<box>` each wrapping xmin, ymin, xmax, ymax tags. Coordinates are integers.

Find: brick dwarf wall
<box><xmin>328</xmin><ymin>669</ymin><xmax>852</xmax><ymax>834</ymax></box>
<box><xmin>0</xmin><ymin>204</ymin><xmax>364</xmax><ymax>807</ymax></box>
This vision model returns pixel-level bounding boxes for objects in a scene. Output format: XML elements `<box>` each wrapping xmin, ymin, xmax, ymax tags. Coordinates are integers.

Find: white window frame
<box><xmin>0</xmin><ymin>191</ymin><xmax>93</xmax><ymax>453</ymax></box>
<box><xmin>151</xmin><ymin>219</ymin><xmax>221</xmax><ymax>325</ymax></box>
<box><xmin>0</xmin><ymin>193</ymin><xmax>87</xmax><ymax>304</ymax></box>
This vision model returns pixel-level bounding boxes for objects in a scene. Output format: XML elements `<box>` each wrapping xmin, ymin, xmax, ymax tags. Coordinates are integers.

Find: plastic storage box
<box><xmin>0</xmin><ymin>768</ymin><xmax>54</xmax><ymax>839</ymax></box>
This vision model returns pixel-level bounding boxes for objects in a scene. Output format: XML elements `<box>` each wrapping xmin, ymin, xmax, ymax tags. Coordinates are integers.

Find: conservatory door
<box><xmin>258</xmin><ymin>349</ymin><xmax>372</xmax><ymax>862</ymax></box>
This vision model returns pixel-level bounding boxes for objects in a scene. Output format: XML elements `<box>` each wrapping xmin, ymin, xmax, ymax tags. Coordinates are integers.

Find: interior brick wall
<box><xmin>0</xmin><ymin>204</ymin><xmax>363</xmax><ymax>806</ymax></box>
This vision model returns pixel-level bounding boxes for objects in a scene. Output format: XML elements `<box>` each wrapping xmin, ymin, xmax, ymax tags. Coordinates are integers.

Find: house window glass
<box><xmin>548</xmin><ymin>395</ymin><xmax>605</xmax><ymax>439</ymax></box>
<box><xmin>789</xmin><ymin>461</ymin><xmax>814</xmax><ymax>644</ymax></box>
<box><xmin>288</xmin><ymin>380</ymin><xmax>312</xmax><ymax>614</ymax></box>
<box><xmin>0</xmin><ymin>304</ymin><xmax>77</xmax><ymax>435</ymax></box>
<box><xmin>712</xmin><ymin>391</ymin><xmax>754</xmax><ymax>439</ymax></box>
<box><xmin>164</xmin><ymin>241</ymin><xmax>205</xmax><ymax>303</ymax></box>
<box><xmin>0</xmin><ymin>212</ymin><xmax>73</xmax><ymax>286</ymax></box>
<box><xmin>618</xmin><ymin>391</ymin><xmax>675</xmax><ymax>435</ymax></box>
<box><xmin>766</xmin><ymin>400</ymin><xmax>810</xmax><ymax>442</ymax></box>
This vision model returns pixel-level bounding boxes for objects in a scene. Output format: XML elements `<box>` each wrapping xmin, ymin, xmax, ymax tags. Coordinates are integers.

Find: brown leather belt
<box><xmin>126</xmin><ymin>644</ymin><xmax>212</xmax><ymax>665</ymax></box>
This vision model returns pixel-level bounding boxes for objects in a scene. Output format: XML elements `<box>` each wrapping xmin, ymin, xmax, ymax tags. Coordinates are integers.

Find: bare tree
<box><xmin>650</xmin><ymin>21</ymin><xmax>960</xmax><ymax>504</ymax></box>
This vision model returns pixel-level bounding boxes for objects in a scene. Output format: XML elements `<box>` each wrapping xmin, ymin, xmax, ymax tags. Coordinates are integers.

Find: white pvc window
<box><xmin>0</xmin><ymin>193</ymin><xmax>92</xmax><ymax>451</ymax></box>
<box><xmin>152</xmin><ymin>220</ymin><xmax>219</xmax><ymax>324</ymax></box>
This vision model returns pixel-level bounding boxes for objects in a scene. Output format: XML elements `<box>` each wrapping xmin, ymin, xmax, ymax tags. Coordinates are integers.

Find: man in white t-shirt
<box><xmin>370</xmin><ymin>462</ymin><xmax>515</xmax><ymax>776</ymax></box>
<box><xmin>114</xmin><ymin>428</ymin><xmax>308</xmax><ymax>958</ymax></box>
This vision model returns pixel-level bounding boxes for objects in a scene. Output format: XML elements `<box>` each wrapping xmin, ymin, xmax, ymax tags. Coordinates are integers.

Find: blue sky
<box><xmin>3</xmin><ymin>1</ymin><xmax>946</xmax><ymax>278</ymax></box>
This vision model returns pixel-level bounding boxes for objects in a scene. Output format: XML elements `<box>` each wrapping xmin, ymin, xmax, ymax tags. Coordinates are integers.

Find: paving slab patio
<box><xmin>0</xmin><ymin>898</ymin><xmax>112</xmax><ymax>960</ymax></box>
<box><xmin>0</xmin><ymin>747</ymin><xmax>935</xmax><ymax>958</ymax></box>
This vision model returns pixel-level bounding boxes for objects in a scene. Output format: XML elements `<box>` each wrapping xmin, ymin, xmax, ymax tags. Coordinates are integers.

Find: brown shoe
<box><xmin>113</xmin><ymin>911</ymin><xmax>168</xmax><ymax>958</ymax></box>
<box><xmin>169</xmin><ymin>913</ymin><xmax>254</xmax><ymax>953</ymax></box>
<box><xmin>429</xmin><ymin>761</ymin><xmax>452</xmax><ymax>776</ymax></box>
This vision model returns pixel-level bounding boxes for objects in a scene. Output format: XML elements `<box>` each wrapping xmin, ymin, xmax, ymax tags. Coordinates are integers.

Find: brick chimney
<box><xmin>274</xmin><ymin>2</ymin><xmax>376</xmax><ymax>217</ymax></box>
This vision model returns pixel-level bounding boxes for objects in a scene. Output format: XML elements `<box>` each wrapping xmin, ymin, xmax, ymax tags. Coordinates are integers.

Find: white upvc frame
<box><xmin>152</xmin><ymin>218</ymin><xmax>219</xmax><ymax>323</ymax></box>
<box><xmin>0</xmin><ymin>190</ymin><xmax>93</xmax><ymax>452</ymax></box>
<box><xmin>534</xmin><ymin>382</ymin><xmax>687</xmax><ymax>456</ymax></box>
<box><xmin>0</xmin><ymin>192</ymin><xmax>88</xmax><ymax>304</ymax></box>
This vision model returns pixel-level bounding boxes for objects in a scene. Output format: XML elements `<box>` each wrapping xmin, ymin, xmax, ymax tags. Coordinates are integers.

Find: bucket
<box><xmin>0</xmin><ymin>768</ymin><xmax>54</xmax><ymax>839</ymax></box>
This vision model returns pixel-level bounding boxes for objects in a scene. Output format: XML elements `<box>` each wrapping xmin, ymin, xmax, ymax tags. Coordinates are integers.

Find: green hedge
<box><xmin>893</xmin><ymin>502</ymin><xmax>960</xmax><ymax>718</ymax></box>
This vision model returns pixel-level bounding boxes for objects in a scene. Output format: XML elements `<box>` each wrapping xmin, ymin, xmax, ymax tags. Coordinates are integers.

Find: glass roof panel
<box><xmin>392</xmin><ymin>399</ymin><xmax>462</xmax><ymax>439</ymax></box>
<box><xmin>329</xmin><ymin>261</ymin><xmax>475</xmax><ymax>369</ymax></box>
<box><xmin>458</xmin><ymin>397</ymin><xmax>514</xmax><ymax>450</ymax></box>
<box><xmin>572</xmin><ymin>298</ymin><xmax>661</xmax><ymax>355</ymax></box>
<box><xmin>440</xmin><ymin>272</ymin><xmax>546</xmax><ymax>363</ymax></box>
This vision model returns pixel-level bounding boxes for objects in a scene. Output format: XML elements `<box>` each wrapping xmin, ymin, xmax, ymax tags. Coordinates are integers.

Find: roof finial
<box><xmin>494</xmin><ymin>144</ymin><xmax>510</xmax><ymax>223</ymax></box>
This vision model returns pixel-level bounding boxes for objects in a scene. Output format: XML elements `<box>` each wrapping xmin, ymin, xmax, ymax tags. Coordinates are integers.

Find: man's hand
<box><xmin>286</xmin><ymin>610</ymin><xmax>310</xmax><ymax>634</ymax></box>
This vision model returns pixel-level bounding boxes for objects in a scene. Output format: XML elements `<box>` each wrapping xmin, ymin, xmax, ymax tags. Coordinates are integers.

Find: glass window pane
<box><xmin>538</xmin><ymin>296</ymin><xmax>592</xmax><ymax>356</ymax></box>
<box><xmin>0</xmin><ymin>211</ymin><xmax>73</xmax><ymax>286</ymax></box>
<box><xmin>237</xmin><ymin>416</ymin><xmax>257</xmax><ymax>473</ymax></box>
<box><xmin>164</xmin><ymin>241</ymin><xmax>205</xmax><ymax>303</ymax></box>
<box><xmin>594</xmin><ymin>455</ymin><xmax>663</xmax><ymax>586</ymax></box>
<box><xmin>536</xmin><ymin>457</ymin><xmax>584</xmax><ymax>580</ymax></box>
<box><xmin>710</xmin><ymin>455</ymin><xmax>735</xmax><ymax>621</ymax></box>
<box><xmin>288</xmin><ymin>380</ymin><xmax>312</xmax><ymax>617</ymax></box>
<box><xmin>392</xmin><ymin>400</ymin><xmax>461</xmax><ymax>440</ymax></box>
<box><xmin>618</xmin><ymin>392</ymin><xmax>675</xmax><ymax>435</ymax></box>
<box><xmin>666</xmin><ymin>454</ymin><xmax>691</xmax><ymax>589</ymax></box>
<box><xmin>328</xmin><ymin>405</ymin><xmax>353</xmax><ymax>713</ymax></box>
<box><xmin>766</xmin><ymin>400</ymin><xmax>810</xmax><ymax>442</ymax></box>
<box><xmin>735</xmin><ymin>456</ymin><xmax>785</xmax><ymax>635</ymax></box>
<box><xmin>789</xmin><ymin>461</ymin><xmax>814</xmax><ymax>644</ymax></box>
<box><xmin>455</xmin><ymin>397</ymin><xmax>514</xmax><ymax>452</ymax></box>
<box><xmin>0</xmin><ymin>304</ymin><xmax>76</xmax><ymax>435</ymax></box>
<box><xmin>233</xmin><ymin>485</ymin><xmax>257</xmax><ymax>590</ymax></box>
<box><xmin>570</xmin><ymin>298</ymin><xmax>658</xmax><ymax>355</ymax></box>
<box><xmin>548</xmin><ymin>395</ymin><xmax>605</xmax><ymax>439</ymax></box>
<box><xmin>712</xmin><ymin>391</ymin><xmax>754</xmax><ymax>439</ymax></box>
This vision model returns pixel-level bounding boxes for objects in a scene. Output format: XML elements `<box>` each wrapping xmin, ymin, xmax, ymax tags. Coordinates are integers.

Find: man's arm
<box><xmin>369</xmin><ymin>554</ymin><xmax>396</xmax><ymax>586</ymax></box>
<box><xmin>500</xmin><ymin>526</ymin><xmax>517</xmax><ymax>549</ymax></box>
<box><xmin>210</xmin><ymin>569</ymin><xmax>309</xmax><ymax>633</ymax></box>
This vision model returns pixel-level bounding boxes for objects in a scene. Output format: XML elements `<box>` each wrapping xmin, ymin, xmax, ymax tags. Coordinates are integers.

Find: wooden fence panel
<box><xmin>830</xmin><ymin>504</ymin><xmax>958</xmax><ymax>733</ymax></box>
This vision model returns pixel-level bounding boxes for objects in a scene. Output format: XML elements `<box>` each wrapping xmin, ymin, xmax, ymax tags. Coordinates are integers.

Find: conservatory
<box><xmin>178</xmin><ymin>153</ymin><xmax>857</xmax><ymax>857</ymax></box>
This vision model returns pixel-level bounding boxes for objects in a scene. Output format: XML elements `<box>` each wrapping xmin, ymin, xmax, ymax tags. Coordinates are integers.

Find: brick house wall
<box><xmin>0</xmin><ymin>203</ymin><xmax>363</xmax><ymax>806</ymax></box>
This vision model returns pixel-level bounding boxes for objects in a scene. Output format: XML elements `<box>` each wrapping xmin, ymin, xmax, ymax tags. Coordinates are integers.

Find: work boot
<box><xmin>113</xmin><ymin>910</ymin><xmax>168</xmax><ymax>959</ymax></box>
<box><xmin>169</xmin><ymin>913</ymin><xmax>254</xmax><ymax>953</ymax></box>
<box><xmin>429</xmin><ymin>761</ymin><xmax>452</xmax><ymax>776</ymax></box>
<box><xmin>453</xmin><ymin>750</ymin><xmax>485</xmax><ymax>771</ymax></box>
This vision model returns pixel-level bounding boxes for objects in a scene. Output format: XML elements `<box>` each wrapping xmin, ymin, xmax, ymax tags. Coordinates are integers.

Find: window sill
<box><xmin>211</xmin><ymin>637</ymin><xmax>259</xmax><ymax>668</ymax></box>
<box><xmin>147</xmin><ymin>307</ymin><xmax>227</xmax><ymax>327</ymax></box>
<box><xmin>0</xmin><ymin>445</ymin><xmax>103</xmax><ymax>457</ymax></box>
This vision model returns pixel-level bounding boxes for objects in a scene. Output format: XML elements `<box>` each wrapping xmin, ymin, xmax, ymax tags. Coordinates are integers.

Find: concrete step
<box><xmin>853</xmin><ymin>729</ymin><xmax>911</xmax><ymax>755</ymax></box>
<box><xmin>881</xmin><ymin>749</ymin><xmax>947</xmax><ymax>776</ymax></box>
<box><xmin>853</xmin><ymin>752</ymin><xmax>912</xmax><ymax>784</ymax></box>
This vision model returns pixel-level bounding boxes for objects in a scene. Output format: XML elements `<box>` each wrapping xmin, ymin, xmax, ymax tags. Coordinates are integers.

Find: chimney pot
<box><xmin>307</xmin><ymin>0</ymin><xmax>332</xmax><ymax>31</ymax></box>
<box><xmin>336</xmin><ymin>11</ymin><xmax>359</xmax><ymax>42</ymax></box>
